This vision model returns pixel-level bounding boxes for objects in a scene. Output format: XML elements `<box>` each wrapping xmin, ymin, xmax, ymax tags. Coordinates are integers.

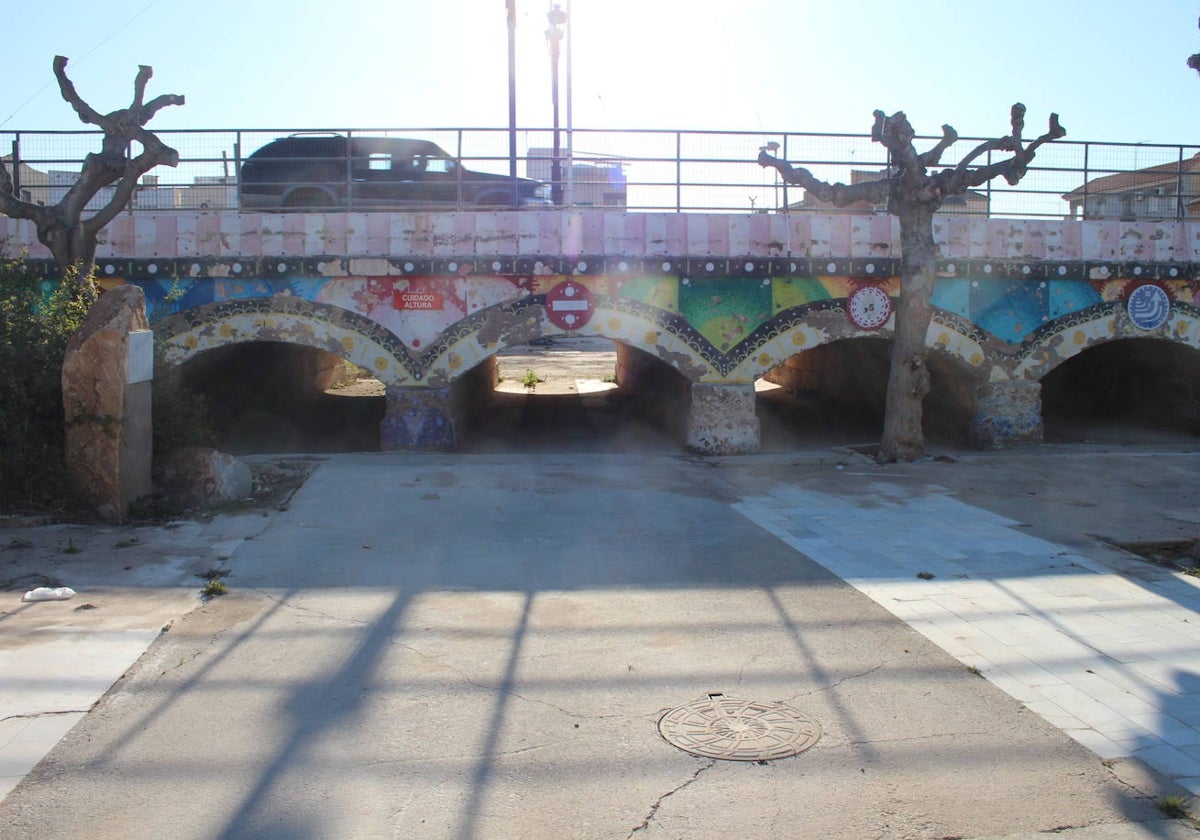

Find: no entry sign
<box><xmin>545</xmin><ymin>280</ymin><xmax>595</xmax><ymax>330</ymax></box>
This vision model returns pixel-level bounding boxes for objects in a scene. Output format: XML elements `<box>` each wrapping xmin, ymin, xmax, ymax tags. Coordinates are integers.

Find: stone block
<box><xmin>61</xmin><ymin>285</ymin><xmax>154</xmax><ymax>522</ymax></box>
<box><xmin>381</xmin><ymin>386</ymin><xmax>457</xmax><ymax>451</ymax></box>
<box><xmin>686</xmin><ymin>382</ymin><xmax>760</xmax><ymax>454</ymax></box>
<box><xmin>160</xmin><ymin>448</ymin><xmax>253</xmax><ymax>507</ymax></box>
<box><xmin>969</xmin><ymin>380</ymin><xmax>1043</xmax><ymax>449</ymax></box>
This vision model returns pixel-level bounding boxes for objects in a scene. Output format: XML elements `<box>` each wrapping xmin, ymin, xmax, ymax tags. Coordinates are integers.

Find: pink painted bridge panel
<box><xmin>6</xmin><ymin>211</ymin><xmax>1199</xmax><ymax>267</ymax></box>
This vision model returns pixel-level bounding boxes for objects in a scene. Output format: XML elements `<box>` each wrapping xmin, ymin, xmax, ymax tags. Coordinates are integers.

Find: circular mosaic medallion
<box><xmin>657</xmin><ymin>694</ymin><xmax>821</xmax><ymax>761</ymax></box>
<box><xmin>847</xmin><ymin>285</ymin><xmax>892</xmax><ymax>331</ymax></box>
<box><xmin>1126</xmin><ymin>283</ymin><xmax>1171</xmax><ymax>331</ymax></box>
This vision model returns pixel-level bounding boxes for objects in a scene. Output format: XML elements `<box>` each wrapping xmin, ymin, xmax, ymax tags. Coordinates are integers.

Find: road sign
<box><xmin>545</xmin><ymin>280</ymin><xmax>595</xmax><ymax>330</ymax></box>
<box><xmin>1127</xmin><ymin>283</ymin><xmax>1170</xmax><ymax>331</ymax></box>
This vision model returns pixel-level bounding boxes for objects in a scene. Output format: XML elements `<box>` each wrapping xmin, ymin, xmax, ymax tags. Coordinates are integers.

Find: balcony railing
<box><xmin>4</xmin><ymin>126</ymin><xmax>1199</xmax><ymax>220</ymax></box>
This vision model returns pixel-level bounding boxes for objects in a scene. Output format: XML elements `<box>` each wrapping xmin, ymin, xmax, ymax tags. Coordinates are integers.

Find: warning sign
<box><xmin>545</xmin><ymin>280</ymin><xmax>595</xmax><ymax>330</ymax></box>
<box><xmin>394</xmin><ymin>291</ymin><xmax>444</xmax><ymax>311</ymax></box>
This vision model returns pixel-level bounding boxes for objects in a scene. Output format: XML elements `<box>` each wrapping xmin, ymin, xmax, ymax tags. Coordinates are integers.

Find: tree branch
<box><xmin>876</xmin><ymin>111</ymin><xmax>922</xmax><ymax>174</ymax></box>
<box><xmin>141</xmin><ymin>92</ymin><xmax>186</xmax><ymax>123</ymax></box>
<box><xmin>757</xmin><ymin>150</ymin><xmax>890</xmax><ymax>206</ymax></box>
<box><xmin>945</xmin><ymin>107</ymin><xmax>1064</xmax><ymax>192</ymax></box>
<box><xmin>53</xmin><ymin>56</ymin><xmax>105</xmax><ymax>127</ymax></box>
<box><xmin>918</xmin><ymin>124</ymin><xmax>959</xmax><ymax>167</ymax></box>
<box><xmin>130</xmin><ymin>65</ymin><xmax>152</xmax><ymax>111</ymax></box>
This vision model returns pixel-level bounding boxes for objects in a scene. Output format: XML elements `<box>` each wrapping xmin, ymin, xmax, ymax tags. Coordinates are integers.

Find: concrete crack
<box><xmin>1</xmin><ymin>708</ymin><xmax>89</xmax><ymax>723</ymax></box>
<box><xmin>790</xmin><ymin>662</ymin><xmax>884</xmax><ymax>698</ymax></box>
<box><xmin>846</xmin><ymin>730</ymin><xmax>990</xmax><ymax>747</ymax></box>
<box><xmin>254</xmin><ymin>590</ymin><xmax>376</xmax><ymax>627</ymax></box>
<box><xmin>627</xmin><ymin>760</ymin><xmax>715</xmax><ymax>837</ymax></box>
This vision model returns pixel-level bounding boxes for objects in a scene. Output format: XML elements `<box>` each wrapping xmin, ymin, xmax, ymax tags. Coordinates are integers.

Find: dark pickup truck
<box><xmin>238</xmin><ymin>134</ymin><xmax>552</xmax><ymax>211</ymax></box>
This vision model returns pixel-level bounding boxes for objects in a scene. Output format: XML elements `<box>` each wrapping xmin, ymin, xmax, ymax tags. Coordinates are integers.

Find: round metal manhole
<box><xmin>657</xmin><ymin>693</ymin><xmax>821</xmax><ymax>761</ymax></box>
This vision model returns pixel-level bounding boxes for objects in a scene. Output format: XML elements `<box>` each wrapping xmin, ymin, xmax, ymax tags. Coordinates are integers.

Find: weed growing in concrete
<box><xmin>62</xmin><ymin>539</ymin><xmax>81</xmax><ymax>555</ymax></box>
<box><xmin>916</xmin><ymin>571</ymin><xmax>935</xmax><ymax>580</ymax></box>
<box><xmin>1158</xmin><ymin>795</ymin><xmax>1190</xmax><ymax>818</ymax></box>
<box><xmin>114</xmin><ymin>537</ymin><xmax>139</xmax><ymax>549</ymax></box>
<box><xmin>7</xmin><ymin>538</ymin><xmax>32</xmax><ymax>549</ymax></box>
<box><xmin>197</xmin><ymin>568</ymin><xmax>230</xmax><ymax>600</ymax></box>
<box><xmin>522</xmin><ymin>369</ymin><xmax>543</xmax><ymax>390</ymax></box>
<box><xmin>967</xmin><ymin>664</ymin><xmax>984</xmax><ymax>677</ymax></box>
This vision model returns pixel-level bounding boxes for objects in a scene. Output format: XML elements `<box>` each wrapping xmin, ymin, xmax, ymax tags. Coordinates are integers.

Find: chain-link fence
<box><xmin>4</xmin><ymin>127</ymin><xmax>1198</xmax><ymax>219</ymax></box>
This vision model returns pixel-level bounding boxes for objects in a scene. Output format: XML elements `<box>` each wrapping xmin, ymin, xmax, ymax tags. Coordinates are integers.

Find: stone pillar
<box><xmin>61</xmin><ymin>285</ymin><xmax>154</xmax><ymax>522</ymax></box>
<box><xmin>381</xmin><ymin>385</ymin><xmax>458</xmax><ymax>451</ymax></box>
<box><xmin>686</xmin><ymin>382</ymin><xmax>760</xmax><ymax>454</ymax></box>
<box><xmin>969</xmin><ymin>380</ymin><xmax>1043</xmax><ymax>449</ymax></box>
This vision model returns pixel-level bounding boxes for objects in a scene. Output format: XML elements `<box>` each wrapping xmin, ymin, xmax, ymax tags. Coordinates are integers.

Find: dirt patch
<box><xmin>242</xmin><ymin>458</ymin><xmax>322</xmax><ymax>513</ymax></box>
<box><xmin>1117</xmin><ymin>538</ymin><xmax>1200</xmax><ymax>573</ymax></box>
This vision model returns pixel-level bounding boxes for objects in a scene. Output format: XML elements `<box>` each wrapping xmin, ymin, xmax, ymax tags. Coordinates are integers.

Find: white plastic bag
<box><xmin>22</xmin><ymin>586</ymin><xmax>76</xmax><ymax>602</ymax></box>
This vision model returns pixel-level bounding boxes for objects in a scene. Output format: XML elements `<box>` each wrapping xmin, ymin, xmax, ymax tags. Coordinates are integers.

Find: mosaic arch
<box><xmin>130</xmin><ymin>265</ymin><xmax>1200</xmax><ymax>390</ymax></box>
<box><xmin>1012</xmin><ymin>302</ymin><xmax>1200</xmax><ymax>381</ymax></box>
<box><xmin>154</xmin><ymin>298</ymin><xmax>419</xmax><ymax>387</ymax></box>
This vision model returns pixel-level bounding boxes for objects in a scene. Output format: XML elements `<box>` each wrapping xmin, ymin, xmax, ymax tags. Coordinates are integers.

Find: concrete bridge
<box><xmin>4</xmin><ymin>210</ymin><xmax>1200</xmax><ymax>453</ymax></box>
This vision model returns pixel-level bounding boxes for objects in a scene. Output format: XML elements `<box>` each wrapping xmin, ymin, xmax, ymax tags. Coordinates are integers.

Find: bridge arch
<box><xmin>722</xmin><ymin>304</ymin><xmax>991</xmax><ymax>383</ymax></box>
<box><xmin>154</xmin><ymin>298</ymin><xmax>417</xmax><ymax>387</ymax></box>
<box><xmin>425</xmin><ymin>299</ymin><xmax>719</xmax><ymax>386</ymax></box>
<box><xmin>1013</xmin><ymin>303</ymin><xmax>1200</xmax><ymax>382</ymax></box>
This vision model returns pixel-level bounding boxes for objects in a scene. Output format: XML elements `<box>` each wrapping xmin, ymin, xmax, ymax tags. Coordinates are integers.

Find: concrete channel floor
<box><xmin>1</xmin><ymin>446</ymin><xmax>1199</xmax><ymax>838</ymax></box>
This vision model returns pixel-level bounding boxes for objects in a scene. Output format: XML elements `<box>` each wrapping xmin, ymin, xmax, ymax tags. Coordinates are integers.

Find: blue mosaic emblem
<box><xmin>1126</xmin><ymin>283</ymin><xmax>1170</xmax><ymax>331</ymax></box>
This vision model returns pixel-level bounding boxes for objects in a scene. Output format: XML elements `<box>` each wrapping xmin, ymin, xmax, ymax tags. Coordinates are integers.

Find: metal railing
<box><xmin>4</xmin><ymin>126</ymin><xmax>1199</xmax><ymax>220</ymax></box>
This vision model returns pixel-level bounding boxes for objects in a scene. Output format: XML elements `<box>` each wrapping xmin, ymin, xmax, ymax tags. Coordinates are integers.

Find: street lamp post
<box><xmin>546</xmin><ymin>3</ymin><xmax>567</xmax><ymax>206</ymax></box>
<box><xmin>507</xmin><ymin>0</ymin><xmax>519</xmax><ymax>207</ymax></box>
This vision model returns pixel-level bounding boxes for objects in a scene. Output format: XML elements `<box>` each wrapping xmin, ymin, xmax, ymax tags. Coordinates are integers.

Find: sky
<box><xmin>4</xmin><ymin>0</ymin><xmax>1200</xmax><ymax>147</ymax></box>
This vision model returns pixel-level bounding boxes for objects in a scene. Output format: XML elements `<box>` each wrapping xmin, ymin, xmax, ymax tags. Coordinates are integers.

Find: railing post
<box><xmin>10</xmin><ymin>135</ymin><xmax>19</xmax><ymax>198</ymax></box>
<box><xmin>456</xmin><ymin>128</ymin><xmax>465</xmax><ymax>208</ymax></box>
<box><xmin>1177</xmin><ymin>145</ymin><xmax>1186</xmax><ymax>221</ymax></box>
<box><xmin>234</xmin><ymin>131</ymin><xmax>243</xmax><ymax>211</ymax></box>
<box><xmin>345</xmin><ymin>128</ymin><xmax>354</xmax><ymax>210</ymax></box>
<box><xmin>675</xmin><ymin>131</ymin><xmax>682</xmax><ymax>214</ymax></box>
<box><xmin>1082</xmin><ymin>142</ymin><xmax>1090</xmax><ymax>220</ymax></box>
<box><xmin>780</xmin><ymin>134</ymin><xmax>789</xmax><ymax>212</ymax></box>
<box><xmin>985</xmin><ymin>149</ymin><xmax>992</xmax><ymax>218</ymax></box>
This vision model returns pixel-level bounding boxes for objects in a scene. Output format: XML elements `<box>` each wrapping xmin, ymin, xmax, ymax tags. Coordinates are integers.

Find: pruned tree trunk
<box><xmin>881</xmin><ymin>202</ymin><xmax>937</xmax><ymax>461</ymax></box>
<box><xmin>0</xmin><ymin>56</ymin><xmax>184</xmax><ymax>286</ymax></box>
<box><xmin>759</xmin><ymin>105</ymin><xmax>1063</xmax><ymax>462</ymax></box>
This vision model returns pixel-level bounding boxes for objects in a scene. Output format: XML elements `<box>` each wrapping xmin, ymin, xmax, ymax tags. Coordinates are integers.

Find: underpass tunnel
<box><xmin>455</xmin><ymin>337</ymin><xmax>689</xmax><ymax>453</ymax></box>
<box><xmin>757</xmin><ymin>339</ymin><xmax>980</xmax><ymax>450</ymax></box>
<box><xmin>177</xmin><ymin>341</ymin><xmax>385</xmax><ymax>454</ymax></box>
<box><xmin>1041</xmin><ymin>338</ymin><xmax>1200</xmax><ymax>442</ymax></box>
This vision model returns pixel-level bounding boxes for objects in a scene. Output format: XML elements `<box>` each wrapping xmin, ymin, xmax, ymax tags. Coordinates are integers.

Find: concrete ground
<box><xmin>1</xmin><ymin>443</ymin><xmax>1200</xmax><ymax>839</ymax></box>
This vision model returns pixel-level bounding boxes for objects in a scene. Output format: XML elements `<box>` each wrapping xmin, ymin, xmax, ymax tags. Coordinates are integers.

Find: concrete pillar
<box><xmin>969</xmin><ymin>380</ymin><xmax>1043</xmax><ymax>449</ymax></box>
<box><xmin>686</xmin><ymin>382</ymin><xmax>760</xmax><ymax>454</ymax></box>
<box><xmin>381</xmin><ymin>386</ymin><xmax>458</xmax><ymax>451</ymax></box>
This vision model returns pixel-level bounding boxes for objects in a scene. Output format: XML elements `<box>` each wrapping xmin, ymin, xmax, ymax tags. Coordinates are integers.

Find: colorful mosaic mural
<box><xmin>123</xmin><ymin>268</ymin><xmax>1200</xmax><ymax>384</ymax></box>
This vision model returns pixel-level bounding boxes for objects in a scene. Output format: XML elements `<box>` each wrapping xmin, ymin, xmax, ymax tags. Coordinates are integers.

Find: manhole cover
<box><xmin>657</xmin><ymin>693</ymin><xmax>821</xmax><ymax>761</ymax></box>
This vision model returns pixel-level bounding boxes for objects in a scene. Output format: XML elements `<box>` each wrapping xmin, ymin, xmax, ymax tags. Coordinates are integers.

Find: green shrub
<box><xmin>0</xmin><ymin>256</ymin><xmax>93</xmax><ymax>510</ymax></box>
<box><xmin>0</xmin><ymin>250</ymin><xmax>215</xmax><ymax>512</ymax></box>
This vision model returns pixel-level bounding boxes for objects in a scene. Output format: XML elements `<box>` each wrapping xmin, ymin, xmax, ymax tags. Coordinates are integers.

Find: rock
<box><xmin>160</xmin><ymin>448</ymin><xmax>253</xmax><ymax>507</ymax></box>
<box><xmin>61</xmin><ymin>285</ymin><xmax>154</xmax><ymax>522</ymax></box>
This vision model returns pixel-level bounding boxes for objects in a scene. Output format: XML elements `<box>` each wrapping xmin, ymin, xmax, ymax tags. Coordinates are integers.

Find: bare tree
<box><xmin>0</xmin><ymin>56</ymin><xmax>184</xmax><ymax>286</ymax></box>
<box><xmin>759</xmin><ymin>106</ymin><xmax>1064</xmax><ymax>462</ymax></box>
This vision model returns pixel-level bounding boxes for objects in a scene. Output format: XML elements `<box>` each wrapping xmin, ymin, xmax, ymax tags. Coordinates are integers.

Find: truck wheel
<box><xmin>475</xmin><ymin>192</ymin><xmax>512</xmax><ymax>209</ymax></box>
<box><xmin>283</xmin><ymin>189</ymin><xmax>333</xmax><ymax>210</ymax></box>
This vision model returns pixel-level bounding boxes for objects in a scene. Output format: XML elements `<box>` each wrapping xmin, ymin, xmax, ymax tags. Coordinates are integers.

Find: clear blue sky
<box><xmin>3</xmin><ymin>0</ymin><xmax>1200</xmax><ymax>145</ymax></box>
